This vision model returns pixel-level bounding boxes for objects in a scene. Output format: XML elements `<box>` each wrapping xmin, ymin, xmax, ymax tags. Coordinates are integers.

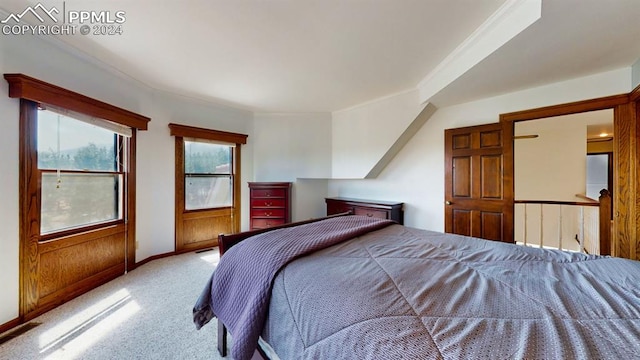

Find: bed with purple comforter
<box><xmin>194</xmin><ymin>215</ymin><xmax>640</xmax><ymax>359</ymax></box>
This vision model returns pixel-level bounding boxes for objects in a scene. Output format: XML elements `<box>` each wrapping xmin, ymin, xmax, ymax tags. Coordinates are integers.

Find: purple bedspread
<box><xmin>192</xmin><ymin>215</ymin><xmax>393</xmax><ymax>360</ymax></box>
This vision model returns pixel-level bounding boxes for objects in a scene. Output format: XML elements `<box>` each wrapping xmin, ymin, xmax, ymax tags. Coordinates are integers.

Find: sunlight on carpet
<box><xmin>200</xmin><ymin>252</ymin><xmax>220</xmax><ymax>265</ymax></box>
<box><xmin>39</xmin><ymin>288</ymin><xmax>140</xmax><ymax>359</ymax></box>
<box><xmin>1</xmin><ymin>252</ymin><xmax>222</xmax><ymax>360</ymax></box>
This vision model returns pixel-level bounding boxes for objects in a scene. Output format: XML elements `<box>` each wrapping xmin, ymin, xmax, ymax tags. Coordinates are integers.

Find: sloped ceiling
<box><xmin>430</xmin><ymin>0</ymin><xmax>640</xmax><ymax>107</ymax></box>
<box><xmin>1</xmin><ymin>0</ymin><xmax>639</xmax><ymax>112</ymax></box>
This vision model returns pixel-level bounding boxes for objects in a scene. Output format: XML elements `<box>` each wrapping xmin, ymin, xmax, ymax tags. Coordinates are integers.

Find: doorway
<box><xmin>513</xmin><ymin>109</ymin><xmax>613</xmax><ymax>252</ymax></box>
<box><xmin>500</xmin><ymin>92</ymin><xmax>637</xmax><ymax>259</ymax></box>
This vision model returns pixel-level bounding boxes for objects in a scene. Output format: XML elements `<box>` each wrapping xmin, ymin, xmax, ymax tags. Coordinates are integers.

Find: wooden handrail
<box><xmin>514</xmin><ymin>199</ymin><xmax>599</xmax><ymax>207</ymax></box>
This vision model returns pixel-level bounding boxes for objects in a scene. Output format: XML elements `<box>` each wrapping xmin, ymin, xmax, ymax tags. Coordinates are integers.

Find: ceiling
<box><xmin>2</xmin><ymin>0</ymin><xmax>640</xmax><ymax>112</ymax></box>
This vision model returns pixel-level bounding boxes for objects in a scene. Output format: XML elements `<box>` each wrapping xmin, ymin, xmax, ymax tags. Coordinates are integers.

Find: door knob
<box><xmin>445</xmin><ymin>201</ymin><xmax>452</xmax><ymax>205</ymax></box>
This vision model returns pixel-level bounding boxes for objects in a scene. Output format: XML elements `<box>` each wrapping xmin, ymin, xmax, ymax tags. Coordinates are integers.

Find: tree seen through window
<box><xmin>37</xmin><ymin>109</ymin><xmax>124</xmax><ymax>234</ymax></box>
<box><xmin>184</xmin><ymin>141</ymin><xmax>232</xmax><ymax>210</ymax></box>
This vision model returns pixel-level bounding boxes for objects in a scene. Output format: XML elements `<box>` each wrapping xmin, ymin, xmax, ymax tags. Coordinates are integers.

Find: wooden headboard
<box><xmin>217</xmin><ymin>212</ymin><xmax>352</xmax><ymax>256</ymax></box>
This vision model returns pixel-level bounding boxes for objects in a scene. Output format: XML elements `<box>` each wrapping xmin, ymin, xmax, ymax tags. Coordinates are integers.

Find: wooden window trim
<box><xmin>168</xmin><ymin>123</ymin><xmax>247</xmax><ymax>144</ymax></box>
<box><xmin>4</xmin><ymin>73</ymin><xmax>150</xmax><ymax>130</ymax></box>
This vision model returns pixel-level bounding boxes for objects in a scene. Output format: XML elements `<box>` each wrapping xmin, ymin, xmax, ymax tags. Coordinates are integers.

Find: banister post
<box><xmin>599</xmin><ymin>189</ymin><xmax>612</xmax><ymax>256</ymax></box>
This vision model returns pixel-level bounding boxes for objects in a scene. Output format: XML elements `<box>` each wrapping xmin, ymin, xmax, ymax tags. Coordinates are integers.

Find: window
<box><xmin>184</xmin><ymin>140</ymin><xmax>233</xmax><ymax>210</ymax></box>
<box><xmin>37</xmin><ymin>107</ymin><xmax>127</xmax><ymax>234</ymax></box>
<box><xmin>169</xmin><ymin>123</ymin><xmax>247</xmax><ymax>252</ymax></box>
<box><xmin>586</xmin><ymin>153</ymin><xmax>612</xmax><ymax>200</ymax></box>
<box><xmin>5</xmin><ymin>73</ymin><xmax>150</xmax><ymax>319</ymax></box>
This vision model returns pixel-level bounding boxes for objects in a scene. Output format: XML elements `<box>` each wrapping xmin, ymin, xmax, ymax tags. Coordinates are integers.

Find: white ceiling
<box><xmin>3</xmin><ymin>0</ymin><xmax>640</xmax><ymax>112</ymax></box>
<box><xmin>430</xmin><ymin>0</ymin><xmax>640</xmax><ymax>106</ymax></box>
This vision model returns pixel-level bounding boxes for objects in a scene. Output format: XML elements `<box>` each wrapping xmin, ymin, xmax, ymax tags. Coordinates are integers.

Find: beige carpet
<box><xmin>0</xmin><ymin>250</ymin><xmax>234</xmax><ymax>360</ymax></box>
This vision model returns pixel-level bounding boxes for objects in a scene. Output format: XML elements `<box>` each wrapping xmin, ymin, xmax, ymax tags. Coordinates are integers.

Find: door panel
<box><xmin>453</xmin><ymin>134</ymin><xmax>471</xmax><ymax>149</ymax></box>
<box><xmin>452</xmin><ymin>209</ymin><xmax>472</xmax><ymax>236</ymax></box>
<box><xmin>480</xmin><ymin>129</ymin><xmax>502</xmax><ymax>148</ymax></box>
<box><xmin>452</xmin><ymin>157</ymin><xmax>471</xmax><ymax>197</ymax></box>
<box><xmin>481</xmin><ymin>155</ymin><xmax>502</xmax><ymax>199</ymax></box>
<box><xmin>480</xmin><ymin>211</ymin><xmax>503</xmax><ymax>241</ymax></box>
<box><xmin>445</xmin><ymin>122</ymin><xmax>513</xmax><ymax>243</ymax></box>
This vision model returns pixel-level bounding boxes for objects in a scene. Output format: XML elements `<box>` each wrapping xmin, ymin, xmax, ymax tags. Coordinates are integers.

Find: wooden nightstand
<box><xmin>325</xmin><ymin>197</ymin><xmax>403</xmax><ymax>224</ymax></box>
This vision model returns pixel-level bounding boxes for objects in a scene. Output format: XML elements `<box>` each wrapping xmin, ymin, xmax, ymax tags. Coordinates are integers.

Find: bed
<box><xmin>193</xmin><ymin>214</ymin><xmax>640</xmax><ymax>360</ymax></box>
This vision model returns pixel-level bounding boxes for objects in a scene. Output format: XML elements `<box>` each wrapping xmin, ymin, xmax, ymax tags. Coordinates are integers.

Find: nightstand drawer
<box><xmin>326</xmin><ymin>202</ymin><xmax>354</xmax><ymax>215</ymax></box>
<box><xmin>354</xmin><ymin>207</ymin><xmax>389</xmax><ymax>219</ymax></box>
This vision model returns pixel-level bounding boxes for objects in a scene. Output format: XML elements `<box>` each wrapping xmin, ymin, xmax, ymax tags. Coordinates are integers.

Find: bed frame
<box><xmin>215</xmin><ymin>212</ymin><xmax>352</xmax><ymax>357</ymax></box>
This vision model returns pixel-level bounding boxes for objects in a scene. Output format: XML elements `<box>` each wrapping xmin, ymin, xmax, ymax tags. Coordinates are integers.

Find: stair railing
<box><xmin>515</xmin><ymin>189</ymin><xmax>611</xmax><ymax>255</ymax></box>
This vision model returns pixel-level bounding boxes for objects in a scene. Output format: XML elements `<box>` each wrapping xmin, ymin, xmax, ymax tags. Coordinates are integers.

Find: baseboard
<box><xmin>135</xmin><ymin>251</ymin><xmax>176</xmax><ymax>268</ymax></box>
<box><xmin>0</xmin><ymin>317</ymin><xmax>21</xmax><ymax>336</ymax></box>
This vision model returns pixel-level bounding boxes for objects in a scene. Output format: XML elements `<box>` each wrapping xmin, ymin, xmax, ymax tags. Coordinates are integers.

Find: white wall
<box><xmin>252</xmin><ymin>113</ymin><xmax>332</xmax><ymax>221</ymax></box>
<box><xmin>515</xmin><ymin>115</ymin><xmax>587</xmax><ymax>202</ymax></box>
<box><xmin>0</xmin><ymin>34</ymin><xmax>253</xmax><ymax>325</ymax></box>
<box><xmin>514</xmin><ymin>115</ymin><xmax>587</xmax><ymax>251</ymax></box>
<box><xmin>136</xmin><ymin>92</ymin><xmax>254</xmax><ymax>258</ymax></box>
<box><xmin>633</xmin><ymin>57</ymin><xmax>640</xmax><ymax>89</ymax></box>
<box><xmin>0</xmin><ymin>34</ymin><xmax>20</xmax><ymax>327</ymax></box>
<box><xmin>331</xmin><ymin>90</ymin><xmax>424</xmax><ymax>178</ymax></box>
<box><xmin>328</xmin><ymin>68</ymin><xmax>632</xmax><ymax>231</ymax></box>
<box><xmin>515</xmin><ymin>109</ymin><xmax>613</xmax><ymax>201</ymax></box>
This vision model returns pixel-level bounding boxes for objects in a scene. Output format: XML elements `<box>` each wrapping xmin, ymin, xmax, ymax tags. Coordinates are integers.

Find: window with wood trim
<box><xmin>4</xmin><ymin>73</ymin><xmax>150</xmax><ymax>321</ymax></box>
<box><xmin>169</xmin><ymin>123</ymin><xmax>247</xmax><ymax>253</ymax></box>
<box><xmin>37</xmin><ymin>105</ymin><xmax>128</xmax><ymax>237</ymax></box>
<box><xmin>184</xmin><ymin>140</ymin><xmax>233</xmax><ymax>210</ymax></box>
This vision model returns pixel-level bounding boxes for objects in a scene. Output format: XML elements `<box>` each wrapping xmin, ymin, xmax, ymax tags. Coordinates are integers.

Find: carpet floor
<box><xmin>0</xmin><ymin>249</ymin><xmax>234</xmax><ymax>360</ymax></box>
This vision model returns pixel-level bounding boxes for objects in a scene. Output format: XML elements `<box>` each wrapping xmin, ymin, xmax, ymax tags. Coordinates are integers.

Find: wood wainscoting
<box><xmin>176</xmin><ymin>207</ymin><xmax>233</xmax><ymax>253</ymax></box>
<box><xmin>24</xmin><ymin>225</ymin><xmax>127</xmax><ymax>320</ymax></box>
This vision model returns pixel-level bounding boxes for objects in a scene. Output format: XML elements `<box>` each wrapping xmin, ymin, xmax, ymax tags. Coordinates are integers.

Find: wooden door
<box><xmin>444</xmin><ymin>122</ymin><xmax>513</xmax><ymax>243</ymax></box>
